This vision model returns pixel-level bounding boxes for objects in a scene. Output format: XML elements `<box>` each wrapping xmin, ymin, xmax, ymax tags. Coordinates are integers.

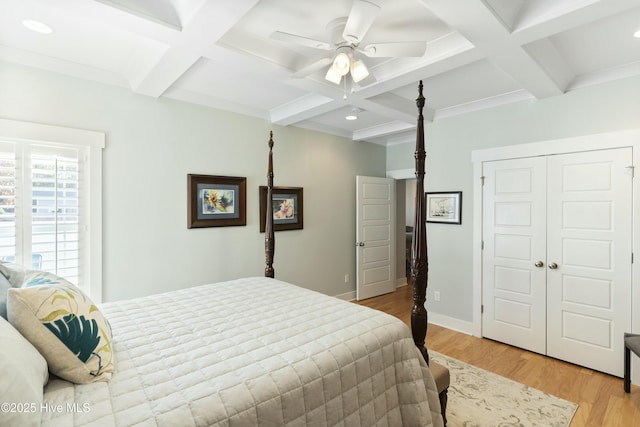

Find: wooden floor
<box><xmin>356</xmin><ymin>284</ymin><xmax>640</xmax><ymax>427</ymax></box>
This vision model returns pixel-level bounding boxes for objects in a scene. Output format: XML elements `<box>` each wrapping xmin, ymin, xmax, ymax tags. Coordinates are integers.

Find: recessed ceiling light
<box><xmin>22</xmin><ymin>19</ymin><xmax>53</xmax><ymax>34</ymax></box>
<box><xmin>634</xmin><ymin>29</ymin><xmax>640</xmax><ymax>38</ymax></box>
<box><xmin>346</xmin><ymin>107</ymin><xmax>363</xmax><ymax>121</ymax></box>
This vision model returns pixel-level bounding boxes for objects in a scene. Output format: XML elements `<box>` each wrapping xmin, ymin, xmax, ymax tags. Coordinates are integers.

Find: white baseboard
<box><xmin>335</xmin><ymin>278</ymin><xmax>407</xmax><ymax>302</ymax></box>
<box><xmin>395</xmin><ymin>277</ymin><xmax>408</xmax><ymax>288</ymax></box>
<box><xmin>336</xmin><ymin>290</ymin><xmax>477</xmax><ymax>338</ymax></box>
<box><xmin>335</xmin><ymin>290</ymin><xmax>356</xmax><ymax>301</ymax></box>
<box><xmin>428</xmin><ymin>312</ymin><xmax>475</xmax><ymax>336</ymax></box>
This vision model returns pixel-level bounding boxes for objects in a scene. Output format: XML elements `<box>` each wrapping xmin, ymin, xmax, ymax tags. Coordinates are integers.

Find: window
<box><xmin>0</xmin><ymin>119</ymin><xmax>104</xmax><ymax>301</ymax></box>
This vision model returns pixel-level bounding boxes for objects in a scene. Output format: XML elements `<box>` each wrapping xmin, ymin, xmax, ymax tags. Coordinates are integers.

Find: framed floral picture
<box><xmin>259</xmin><ymin>186</ymin><xmax>303</xmax><ymax>232</ymax></box>
<box><xmin>187</xmin><ymin>174</ymin><xmax>246</xmax><ymax>228</ymax></box>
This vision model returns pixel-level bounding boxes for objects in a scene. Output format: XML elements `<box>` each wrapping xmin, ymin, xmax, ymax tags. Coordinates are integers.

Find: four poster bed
<box><xmin>2</xmin><ymin>82</ymin><xmax>446</xmax><ymax>427</ymax></box>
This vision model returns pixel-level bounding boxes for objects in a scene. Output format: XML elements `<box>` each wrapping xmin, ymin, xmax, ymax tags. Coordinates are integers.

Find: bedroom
<box><xmin>1</xmin><ymin>0</ymin><xmax>640</xmax><ymax>425</ymax></box>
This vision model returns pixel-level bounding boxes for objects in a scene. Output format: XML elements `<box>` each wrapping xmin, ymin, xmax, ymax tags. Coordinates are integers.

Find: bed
<box><xmin>1</xmin><ymin>82</ymin><xmax>445</xmax><ymax>426</ymax></box>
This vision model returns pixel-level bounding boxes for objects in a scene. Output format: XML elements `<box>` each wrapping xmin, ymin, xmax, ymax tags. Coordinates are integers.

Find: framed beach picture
<box><xmin>426</xmin><ymin>191</ymin><xmax>462</xmax><ymax>224</ymax></box>
<box><xmin>259</xmin><ymin>186</ymin><xmax>303</xmax><ymax>232</ymax></box>
<box><xmin>187</xmin><ymin>174</ymin><xmax>246</xmax><ymax>228</ymax></box>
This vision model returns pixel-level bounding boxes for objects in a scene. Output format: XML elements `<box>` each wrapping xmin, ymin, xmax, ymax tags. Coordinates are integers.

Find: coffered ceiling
<box><xmin>1</xmin><ymin>0</ymin><xmax>639</xmax><ymax>145</ymax></box>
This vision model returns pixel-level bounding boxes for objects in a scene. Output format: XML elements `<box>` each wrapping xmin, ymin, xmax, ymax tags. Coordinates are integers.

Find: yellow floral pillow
<box><xmin>7</xmin><ymin>283</ymin><xmax>114</xmax><ymax>384</ymax></box>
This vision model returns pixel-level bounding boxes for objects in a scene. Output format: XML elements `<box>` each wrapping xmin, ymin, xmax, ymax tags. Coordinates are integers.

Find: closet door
<box><xmin>546</xmin><ymin>148</ymin><xmax>632</xmax><ymax>376</ymax></box>
<box><xmin>482</xmin><ymin>157</ymin><xmax>547</xmax><ymax>354</ymax></box>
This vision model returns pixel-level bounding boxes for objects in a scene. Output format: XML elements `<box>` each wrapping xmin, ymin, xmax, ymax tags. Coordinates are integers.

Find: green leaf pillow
<box><xmin>7</xmin><ymin>282</ymin><xmax>114</xmax><ymax>384</ymax></box>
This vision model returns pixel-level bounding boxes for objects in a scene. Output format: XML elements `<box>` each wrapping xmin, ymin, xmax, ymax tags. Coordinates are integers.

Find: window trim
<box><xmin>0</xmin><ymin>119</ymin><xmax>105</xmax><ymax>302</ymax></box>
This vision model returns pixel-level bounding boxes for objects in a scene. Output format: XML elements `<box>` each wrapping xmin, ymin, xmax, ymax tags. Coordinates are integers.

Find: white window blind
<box><xmin>0</xmin><ymin>144</ymin><xmax>84</xmax><ymax>285</ymax></box>
<box><xmin>0</xmin><ymin>119</ymin><xmax>104</xmax><ymax>301</ymax></box>
<box><xmin>31</xmin><ymin>149</ymin><xmax>82</xmax><ymax>284</ymax></box>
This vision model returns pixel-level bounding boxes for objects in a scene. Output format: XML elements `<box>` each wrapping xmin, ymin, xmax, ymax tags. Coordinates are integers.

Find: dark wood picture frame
<box><xmin>259</xmin><ymin>186</ymin><xmax>303</xmax><ymax>232</ymax></box>
<box><xmin>425</xmin><ymin>191</ymin><xmax>462</xmax><ymax>224</ymax></box>
<box><xmin>187</xmin><ymin>174</ymin><xmax>246</xmax><ymax>228</ymax></box>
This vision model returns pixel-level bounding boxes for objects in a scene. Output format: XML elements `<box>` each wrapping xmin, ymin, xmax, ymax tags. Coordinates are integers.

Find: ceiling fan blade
<box><xmin>361</xmin><ymin>41</ymin><xmax>427</xmax><ymax>58</ymax></box>
<box><xmin>342</xmin><ymin>0</ymin><xmax>381</xmax><ymax>44</ymax></box>
<box><xmin>292</xmin><ymin>57</ymin><xmax>333</xmax><ymax>78</ymax></box>
<box><xmin>271</xmin><ymin>31</ymin><xmax>331</xmax><ymax>50</ymax></box>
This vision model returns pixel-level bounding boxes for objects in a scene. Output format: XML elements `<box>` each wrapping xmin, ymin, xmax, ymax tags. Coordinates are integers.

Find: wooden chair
<box><xmin>625</xmin><ymin>333</ymin><xmax>640</xmax><ymax>392</ymax></box>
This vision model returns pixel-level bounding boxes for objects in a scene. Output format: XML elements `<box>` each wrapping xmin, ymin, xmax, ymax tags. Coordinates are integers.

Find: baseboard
<box><xmin>334</xmin><ymin>290</ymin><xmax>356</xmax><ymax>301</ymax></box>
<box><xmin>428</xmin><ymin>312</ymin><xmax>475</xmax><ymax>336</ymax></box>
<box><xmin>335</xmin><ymin>278</ymin><xmax>407</xmax><ymax>302</ymax></box>
<box><xmin>395</xmin><ymin>277</ymin><xmax>408</xmax><ymax>288</ymax></box>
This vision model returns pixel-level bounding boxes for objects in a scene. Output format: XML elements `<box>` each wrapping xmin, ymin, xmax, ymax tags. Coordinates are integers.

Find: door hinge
<box><xmin>626</xmin><ymin>166</ymin><xmax>635</xmax><ymax>178</ymax></box>
<box><xmin>481</xmin><ymin>305</ymin><xmax>484</xmax><ymax>314</ymax></box>
<box><xmin>481</xmin><ymin>240</ymin><xmax>484</xmax><ymax>250</ymax></box>
<box><xmin>480</xmin><ymin>176</ymin><xmax>485</xmax><ymax>186</ymax></box>
<box><xmin>633</xmin><ymin>252</ymin><xmax>634</xmax><ymax>264</ymax></box>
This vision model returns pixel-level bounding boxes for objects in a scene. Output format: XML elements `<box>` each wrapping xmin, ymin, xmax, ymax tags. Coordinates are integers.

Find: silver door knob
<box><xmin>548</xmin><ymin>262</ymin><xmax>558</xmax><ymax>269</ymax></box>
<box><xmin>357</xmin><ymin>242</ymin><xmax>365</xmax><ymax>247</ymax></box>
<box><xmin>534</xmin><ymin>261</ymin><xmax>544</xmax><ymax>268</ymax></box>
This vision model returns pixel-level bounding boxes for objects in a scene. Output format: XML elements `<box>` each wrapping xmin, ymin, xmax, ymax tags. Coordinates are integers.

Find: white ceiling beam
<box><xmin>419</xmin><ymin>0</ymin><xmax>566</xmax><ymax>99</ymax></box>
<box><xmin>353</xmin><ymin>121</ymin><xmax>416</xmax><ymax>142</ymax></box>
<box><xmin>0</xmin><ymin>45</ymin><xmax>129</xmax><ymax>88</ymax></box>
<box><xmin>94</xmin><ymin>0</ymin><xmax>182</xmax><ymax>30</ymax></box>
<box><xmin>356</xmin><ymin>32</ymin><xmax>480</xmax><ymax>99</ymax></box>
<box><xmin>270</xmin><ymin>94</ymin><xmax>338</xmax><ymax>125</ymax></box>
<box><xmin>512</xmin><ymin>0</ymin><xmax>640</xmax><ymax>37</ymax></box>
<box><xmin>130</xmin><ymin>0</ymin><xmax>261</xmax><ymax>97</ymax></box>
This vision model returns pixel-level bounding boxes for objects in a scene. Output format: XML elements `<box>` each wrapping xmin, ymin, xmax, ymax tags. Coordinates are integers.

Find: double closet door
<box><xmin>482</xmin><ymin>148</ymin><xmax>632</xmax><ymax>376</ymax></box>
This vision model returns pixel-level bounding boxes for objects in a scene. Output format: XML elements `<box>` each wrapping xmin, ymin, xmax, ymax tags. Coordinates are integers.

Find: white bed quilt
<box><xmin>42</xmin><ymin>277</ymin><xmax>443</xmax><ymax>426</ymax></box>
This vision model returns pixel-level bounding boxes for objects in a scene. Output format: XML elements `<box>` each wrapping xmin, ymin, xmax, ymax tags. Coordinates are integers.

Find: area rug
<box><xmin>430</xmin><ymin>351</ymin><xmax>578</xmax><ymax>427</ymax></box>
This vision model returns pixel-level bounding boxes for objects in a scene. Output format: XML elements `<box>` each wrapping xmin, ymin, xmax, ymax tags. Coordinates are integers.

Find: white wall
<box><xmin>0</xmin><ymin>62</ymin><xmax>386</xmax><ymax>302</ymax></box>
<box><xmin>387</xmin><ymin>75</ymin><xmax>640</xmax><ymax>328</ymax></box>
<box><xmin>405</xmin><ymin>179</ymin><xmax>416</xmax><ymax>226</ymax></box>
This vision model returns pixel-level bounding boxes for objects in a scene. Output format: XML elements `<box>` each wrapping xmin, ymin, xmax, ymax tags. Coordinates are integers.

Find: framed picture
<box><xmin>187</xmin><ymin>174</ymin><xmax>246</xmax><ymax>228</ymax></box>
<box><xmin>259</xmin><ymin>186</ymin><xmax>303</xmax><ymax>232</ymax></box>
<box><xmin>426</xmin><ymin>191</ymin><xmax>462</xmax><ymax>224</ymax></box>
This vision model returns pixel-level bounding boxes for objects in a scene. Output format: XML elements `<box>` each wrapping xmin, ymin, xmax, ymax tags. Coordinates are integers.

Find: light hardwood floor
<box><xmin>356</xmin><ymin>284</ymin><xmax>640</xmax><ymax>426</ymax></box>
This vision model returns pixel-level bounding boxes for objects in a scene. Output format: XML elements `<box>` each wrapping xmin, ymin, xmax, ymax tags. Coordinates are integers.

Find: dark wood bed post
<box><xmin>265</xmin><ymin>131</ymin><xmax>275</xmax><ymax>278</ymax></box>
<box><xmin>411</xmin><ymin>81</ymin><xmax>429</xmax><ymax>364</ymax></box>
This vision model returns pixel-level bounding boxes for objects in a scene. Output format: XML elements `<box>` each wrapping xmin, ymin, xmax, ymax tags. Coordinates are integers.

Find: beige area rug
<box><xmin>430</xmin><ymin>351</ymin><xmax>578</xmax><ymax>427</ymax></box>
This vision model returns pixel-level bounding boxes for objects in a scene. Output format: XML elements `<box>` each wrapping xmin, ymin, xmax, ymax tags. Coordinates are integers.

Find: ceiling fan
<box><xmin>271</xmin><ymin>0</ymin><xmax>427</xmax><ymax>85</ymax></box>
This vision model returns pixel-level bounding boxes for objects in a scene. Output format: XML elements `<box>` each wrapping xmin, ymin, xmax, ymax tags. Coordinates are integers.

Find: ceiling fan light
<box><xmin>350</xmin><ymin>60</ymin><xmax>369</xmax><ymax>83</ymax></box>
<box><xmin>333</xmin><ymin>52</ymin><xmax>351</xmax><ymax>76</ymax></box>
<box><xmin>325</xmin><ymin>66</ymin><xmax>342</xmax><ymax>85</ymax></box>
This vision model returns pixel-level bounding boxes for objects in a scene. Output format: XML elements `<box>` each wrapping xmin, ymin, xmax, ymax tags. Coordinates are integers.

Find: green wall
<box><xmin>0</xmin><ymin>61</ymin><xmax>386</xmax><ymax>302</ymax></box>
<box><xmin>388</xmin><ymin>75</ymin><xmax>640</xmax><ymax>323</ymax></box>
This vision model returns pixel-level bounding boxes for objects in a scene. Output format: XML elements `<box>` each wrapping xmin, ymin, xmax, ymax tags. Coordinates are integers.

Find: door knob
<box><xmin>534</xmin><ymin>261</ymin><xmax>544</xmax><ymax>267</ymax></box>
<box><xmin>548</xmin><ymin>262</ymin><xmax>558</xmax><ymax>269</ymax></box>
<box><xmin>357</xmin><ymin>242</ymin><xmax>365</xmax><ymax>247</ymax></box>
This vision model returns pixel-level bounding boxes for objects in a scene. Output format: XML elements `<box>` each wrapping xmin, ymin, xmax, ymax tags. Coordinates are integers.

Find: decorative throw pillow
<box><xmin>23</xmin><ymin>270</ymin><xmax>75</xmax><ymax>287</ymax></box>
<box><xmin>7</xmin><ymin>283</ymin><xmax>114</xmax><ymax>384</ymax></box>
<box><xmin>0</xmin><ymin>316</ymin><xmax>49</xmax><ymax>427</ymax></box>
<box><xmin>1</xmin><ymin>264</ymin><xmax>70</xmax><ymax>319</ymax></box>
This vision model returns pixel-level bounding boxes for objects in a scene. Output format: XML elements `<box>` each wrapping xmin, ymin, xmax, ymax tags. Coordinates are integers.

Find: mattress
<box><xmin>41</xmin><ymin>277</ymin><xmax>443</xmax><ymax>426</ymax></box>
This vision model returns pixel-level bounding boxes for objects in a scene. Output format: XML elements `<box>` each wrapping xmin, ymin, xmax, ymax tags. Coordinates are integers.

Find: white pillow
<box><xmin>0</xmin><ymin>316</ymin><xmax>48</xmax><ymax>427</ymax></box>
<box><xmin>0</xmin><ymin>272</ymin><xmax>13</xmax><ymax>319</ymax></box>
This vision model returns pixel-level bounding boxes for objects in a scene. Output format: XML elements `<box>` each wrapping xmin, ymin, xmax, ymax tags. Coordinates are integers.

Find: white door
<box><xmin>482</xmin><ymin>157</ymin><xmax>548</xmax><ymax>354</ymax></box>
<box><xmin>482</xmin><ymin>148</ymin><xmax>632</xmax><ymax>376</ymax></box>
<box><xmin>356</xmin><ymin>176</ymin><xmax>395</xmax><ymax>300</ymax></box>
<box><xmin>546</xmin><ymin>148</ymin><xmax>632</xmax><ymax>376</ymax></box>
